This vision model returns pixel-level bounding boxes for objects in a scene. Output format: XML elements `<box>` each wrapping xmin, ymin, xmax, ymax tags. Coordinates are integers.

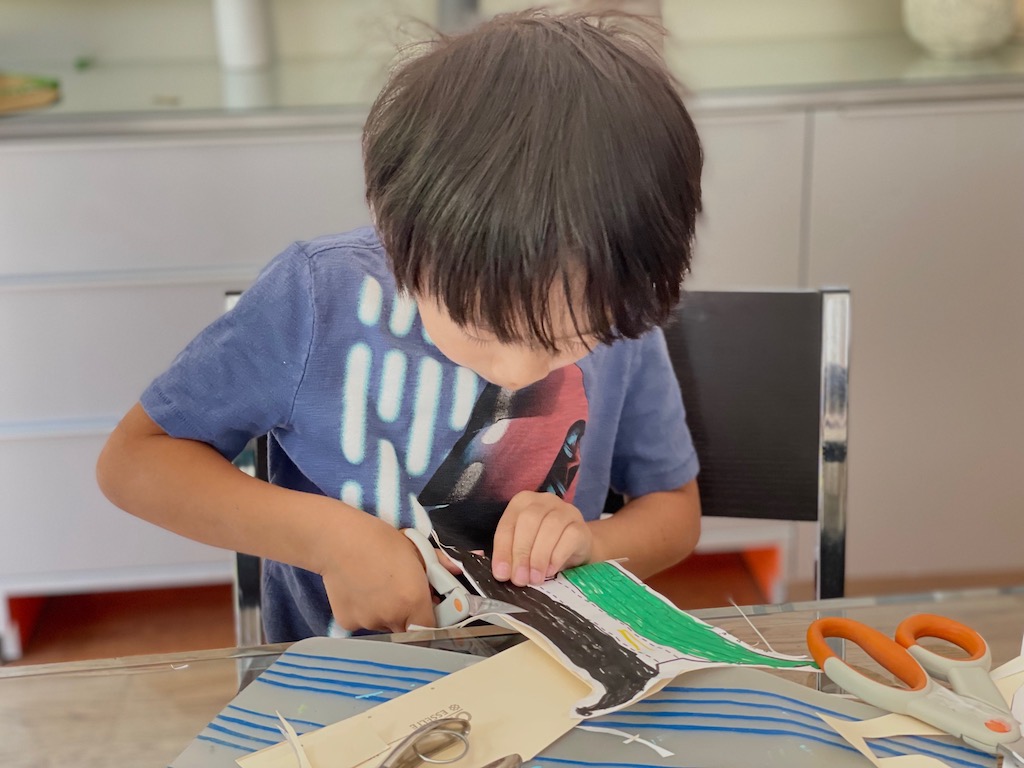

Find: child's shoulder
<box><xmin>294</xmin><ymin>226</ymin><xmax>391</xmax><ymax>281</ymax></box>
<box><xmin>256</xmin><ymin>226</ymin><xmax>399</xmax><ymax>311</ymax></box>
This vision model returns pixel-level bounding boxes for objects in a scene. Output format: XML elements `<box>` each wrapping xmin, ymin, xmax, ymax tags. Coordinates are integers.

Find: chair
<box><xmin>634</xmin><ymin>289</ymin><xmax>851</xmax><ymax>601</ymax></box>
<box><xmin>233</xmin><ymin>436</ymin><xmax>267</xmax><ymax>648</ymax></box>
<box><xmin>225</xmin><ymin>290</ymin><xmax>267</xmax><ymax>648</ymax></box>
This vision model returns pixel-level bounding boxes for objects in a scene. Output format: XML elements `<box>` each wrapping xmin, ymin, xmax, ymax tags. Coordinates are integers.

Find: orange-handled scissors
<box><xmin>808</xmin><ymin>613</ymin><xmax>1024</xmax><ymax>764</ymax></box>
<box><xmin>403</xmin><ymin>529</ymin><xmax>524</xmax><ymax>627</ymax></box>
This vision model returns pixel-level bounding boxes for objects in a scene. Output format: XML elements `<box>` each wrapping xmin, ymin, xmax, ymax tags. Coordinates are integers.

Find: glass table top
<box><xmin>2</xmin><ymin>585</ymin><xmax>1022</xmax><ymax>767</ymax></box>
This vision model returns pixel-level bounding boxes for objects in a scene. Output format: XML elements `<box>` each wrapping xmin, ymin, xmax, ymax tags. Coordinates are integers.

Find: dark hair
<box><xmin>363</xmin><ymin>9</ymin><xmax>702</xmax><ymax>350</ymax></box>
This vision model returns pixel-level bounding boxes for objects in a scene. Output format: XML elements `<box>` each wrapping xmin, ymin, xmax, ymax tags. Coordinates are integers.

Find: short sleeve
<box><xmin>140</xmin><ymin>243</ymin><xmax>315</xmax><ymax>461</ymax></box>
<box><xmin>609</xmin><ymin>328</ymin><xmax>699</xmax><ymax>498</ymax></box>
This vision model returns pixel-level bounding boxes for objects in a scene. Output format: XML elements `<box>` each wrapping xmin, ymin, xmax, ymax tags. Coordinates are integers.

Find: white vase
<box><xmin>212</xmin><ymin>0</ymin><xmax>273</xmax><ymax>71</ymax></box>
<box><xmin>902</xmin><ymin>0</ymin><xmax>1016</xmax><ymax>58</ymax></box>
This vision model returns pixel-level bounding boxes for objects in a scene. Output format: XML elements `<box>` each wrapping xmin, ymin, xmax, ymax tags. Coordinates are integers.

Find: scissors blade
<box><xmin>998</xmin><ymin>737</ymin><xmax>1024</xmax><ymax>768</ymax></box>
<box><xmin>467</xmin><ymin>595</ymin><xmax>525</xmax><ymax>617</ymax></box>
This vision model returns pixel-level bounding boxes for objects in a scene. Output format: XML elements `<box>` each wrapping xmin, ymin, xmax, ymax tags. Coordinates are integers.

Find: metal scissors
<box><xmin>403</xmin><ymin>529</ymin><xmax>524</xmax><ymax>627</ymax></box>
<box><xmin>378</xmin><ymin>716</ymin><xmax>521</xmax><ymax>768</ymax></box>
<box><xmin>808</xmin><ymin>613</ymin><xmax>1024</xmax><ymax>765</ymax></box>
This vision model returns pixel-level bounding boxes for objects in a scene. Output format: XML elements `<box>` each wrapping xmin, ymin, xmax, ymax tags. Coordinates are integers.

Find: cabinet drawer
<box><xmin>688</xmin><ymin>112</ymin><xmax>806</xmax><ymax>290</ymax></box>
<box><xmin>0</xmin><ymin>275</ymin><xmax>255</xmax><ymax>424</ymax></box>
<box><xmin>0</xmin><ymin>130</ymin><xmax>369</xmax><ymax>276</ymax></box>
<box><xmin>0</xmin><ymin>432</ymin><xmax>229</xmax><ymax>580</ymax></box>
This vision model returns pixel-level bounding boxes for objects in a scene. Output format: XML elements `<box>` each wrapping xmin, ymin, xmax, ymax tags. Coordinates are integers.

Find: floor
<box><xmin>10</xmin><ymin>551</ymin><xmax>762</xmax><ymax>665</ymax></box>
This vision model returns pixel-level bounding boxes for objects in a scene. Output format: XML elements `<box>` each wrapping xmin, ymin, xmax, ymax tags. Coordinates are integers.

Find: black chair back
<box><xmin>607</xmin><ymin>289</ymin><xmax>850</xmax><ymax>600</ymax></box>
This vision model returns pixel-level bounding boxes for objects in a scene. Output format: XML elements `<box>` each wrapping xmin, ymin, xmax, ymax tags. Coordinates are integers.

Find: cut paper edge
<box><xmin>992</xmin><ymin>654</ymin><xmax>1024</xmax><ymax>681</ymax></box>
<box><xmin>820</xmin><ymin>714</ymin><xmax>950</xmax><ymax>768</ymax></box>
<box><xmin>991</xmin><ymin>662</ymin><xmax>1024</xmax><ymax>727</ymax></box>
<box><xmin>274</xmin><ymin>711</ymin><xmax>312</xmax><ymax>768</ymax></box>
<box><xmin>406</xmin><ymin>611</ymin><xmax>517</xmax><ymax>632</ymax></box>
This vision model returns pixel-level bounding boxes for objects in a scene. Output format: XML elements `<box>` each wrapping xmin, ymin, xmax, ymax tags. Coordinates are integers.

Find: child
<box><xmin>96</xmin><ymin>10</ymin><xmax>703</xmax><ymax>643</ymax></box>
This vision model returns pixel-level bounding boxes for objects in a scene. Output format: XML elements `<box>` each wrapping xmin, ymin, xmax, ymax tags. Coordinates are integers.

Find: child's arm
<box><xmin>490</xmin><ymin>478</ymin><xmax>700</xmax><ymax>586</ymax></box>
<box><xmin>97</xmin><ymin>403</ymin><xmax>439</xmax><ymax>633</ymax></box>
<box><xmin>587</xmin><ymin>479</ymin><xmax>701</xmax><ymax>576</ymax></box>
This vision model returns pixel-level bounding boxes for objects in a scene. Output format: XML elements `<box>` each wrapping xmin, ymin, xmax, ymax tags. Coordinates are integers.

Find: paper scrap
<box><xmin>237</xmin><ymin>640</ymin><xmax>589</xmax><ymax>768</ymax></box>
<box><xmin>991</xmin><ymin>662</ymin><xmax>1024</xmax><ymax>727</ymax></box>
<box><xmin>274</xmin><ymin>712</ymin><xmax>312</xmax><ymax>768</ymax></box>
<box><xmin>575</xmin><ymin>725</ymin><xmax>675</xmax><ymax>758</ymax></box>
<box><xmin>821</xmin><ymin>714</ymin><xmax>951</xmax><ymax>768</ymax></box>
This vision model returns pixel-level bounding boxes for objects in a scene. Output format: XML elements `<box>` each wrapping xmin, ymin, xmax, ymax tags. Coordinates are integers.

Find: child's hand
<box><xmin>491</xmin><ymin>491</ymin><xmax>592</xmax><ymax>586</ymax></box>
<box><xmin>319</xmin><ymin>516</ymin><xmax>443</xmax><ymax>633</ymax></box>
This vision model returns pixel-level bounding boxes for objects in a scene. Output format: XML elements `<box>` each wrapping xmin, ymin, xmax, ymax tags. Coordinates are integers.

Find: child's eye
<box><xmin>461</xmin><ymin>329</ymin><xmax>493</xmax><ymax>347</ymax></box>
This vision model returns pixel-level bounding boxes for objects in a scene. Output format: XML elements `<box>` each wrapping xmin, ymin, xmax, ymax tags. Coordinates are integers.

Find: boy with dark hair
<box><xmin>97</xmin><ymin>10</ymin><xmax>704</xmax><ymax>643</ymax></box>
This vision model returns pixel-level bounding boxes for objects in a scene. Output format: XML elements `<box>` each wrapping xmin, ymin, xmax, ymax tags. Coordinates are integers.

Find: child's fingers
<box><xmin>491</xmin><ymin>501</ymin><xmax>524</xmax><ymax>581</ymax></box>
<box><xmin>382</xmin><ymin>580</ymin><xmax>436</xmax><ymax>632</ymax></box>
<box><xmin>401</xmin><ymin>600</ymin><xmax>438</xmax><ymax>633</ymax></box>
<box><xmin>547</xmin><ymin>523</ymin><xmax>588</xmax><ymax>577</ymax></box>
<box><xmin>508</xmin><ymin>505</ymin><xmax>548</xmax><ymax>586</ymax></box>
<box><xmin>527</xmin><ymin>515</ymin><xmax>570</xmax><ymax>584</ymax></box>
<box><xmin>435</xmin><ymin>547</ymin><xmax>463</xmax><ymax>575</ymax></box>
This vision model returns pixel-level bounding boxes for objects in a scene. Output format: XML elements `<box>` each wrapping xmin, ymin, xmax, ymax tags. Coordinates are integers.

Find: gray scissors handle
<box><xmin>403</xmin><ymin>528</ymin><xmax>472</xmax><ymax>626</ymax></box>
<box><xmin>895</xmin><ymin>613</ymin><xmax>1005</xmax><ymax>712</ymax></box>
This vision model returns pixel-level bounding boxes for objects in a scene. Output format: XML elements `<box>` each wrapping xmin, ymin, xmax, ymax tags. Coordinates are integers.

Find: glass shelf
<box><xmin>2</xmin><ymin>34</ymin><xmax>1023</xmax><ymax>130</ymax></box>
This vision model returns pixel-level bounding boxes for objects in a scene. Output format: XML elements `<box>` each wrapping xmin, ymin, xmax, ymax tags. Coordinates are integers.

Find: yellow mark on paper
<box><xmin>618</xmin><ymin>629</ymin><xmax>644</xmax><ymax>652</ymax></box>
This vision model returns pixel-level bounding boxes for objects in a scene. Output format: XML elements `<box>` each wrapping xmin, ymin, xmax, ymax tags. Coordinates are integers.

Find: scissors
<box><xmin>403</xmin><ymin>529</ymin><xmax>525</xmax><ymax>627</ymax></box>
<box><xmin>808</xmin><ymin>613</ymin><xmax>1024</xmax><ymax>765</ymax></box>
<box><xmin>378</xmin><ymin>716</ymin><xmax>521</xmax><ymax>768</ymax></box>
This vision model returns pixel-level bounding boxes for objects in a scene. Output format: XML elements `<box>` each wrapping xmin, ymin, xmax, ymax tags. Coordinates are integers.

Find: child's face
<box><xmin>416</xmin><ymin>296</ymin><xmax>596</xmax><ymax>391</ymax></box>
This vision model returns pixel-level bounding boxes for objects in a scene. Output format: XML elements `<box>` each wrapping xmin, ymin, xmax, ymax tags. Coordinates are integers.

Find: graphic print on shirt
<box><xmin>338</xmin><ymin>276</ymin><xmax>481</xmax><ymax>532</ymax></box>
<box><xmin>418</xmin><ymin>365</ymin><xmax>589</xmax><ymax>552</ymax></box>
<box><xmin>338</xmin><ymin>275</ymin><xmax>589</xmax><ymax>551</ymax></box>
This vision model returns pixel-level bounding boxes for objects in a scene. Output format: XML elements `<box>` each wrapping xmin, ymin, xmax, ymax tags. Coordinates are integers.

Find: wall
<box><xmin>0</xmin><ymin>0</ymin><xmax>904</xmax><ymax>67</ymax></box>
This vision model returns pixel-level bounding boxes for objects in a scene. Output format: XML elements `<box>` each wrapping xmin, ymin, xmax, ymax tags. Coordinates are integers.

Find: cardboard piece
<box><xmin>236</xmin><ymin>640</ymin><xmax>589</xmax><ymax>768</ymax></box>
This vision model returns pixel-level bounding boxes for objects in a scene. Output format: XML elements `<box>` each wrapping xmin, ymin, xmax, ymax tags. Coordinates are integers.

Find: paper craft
<box><xmin>450</xmin><ymin>550</ymin><xmax>816</xmax><ymax>717</ymax></box>
<box><xmin>172</xmin><ymin>640</ymin><xmax>992</xmax><ymax>768</ymax></box>
<box><xmin>992</xmin><ymin>655</ymin><xmax>1024</xmax><ymax>726</ymax></box>
<box><xmin>236</xmin><ymin>639</ymin><xmax>589</xmax><ymax>768</ymax></box>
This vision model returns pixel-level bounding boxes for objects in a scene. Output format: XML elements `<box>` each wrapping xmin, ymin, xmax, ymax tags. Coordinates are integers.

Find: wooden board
<box><xmin>0</xmin><ymin>74</ymin><xmax>59</xmax><ymax>114</ymax></box>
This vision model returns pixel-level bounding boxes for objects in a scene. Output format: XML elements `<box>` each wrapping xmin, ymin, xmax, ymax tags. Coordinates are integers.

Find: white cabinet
<box><xmin>807</xmin><ymin>99</ymin><xmax>1024</xmax><ymax>580</ymax></box>
<box><xmin>0</xmin><ymin>123</ymin><xmax>371</xmax><ymax>659</ymax></box>
<box><xmin>689</xmin><ymin>111</ymin><xmax>807</xmax><ymax>290</ymax></box>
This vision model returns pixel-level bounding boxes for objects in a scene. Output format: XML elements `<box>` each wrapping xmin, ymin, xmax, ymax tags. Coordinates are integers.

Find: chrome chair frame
<box><xmin>818</xmin><ymin>289</ymin><xmax>850</xmax><ymax>600</ymax></box>
<box><xmin>233</xmin><ymin>434</ymin><xmax>267</xmax><ymax>648</ymax></box>
<box><xmin>662</xmin><ymin>288</ymin><xmax>850</xmax><ymax>600</ymax></box>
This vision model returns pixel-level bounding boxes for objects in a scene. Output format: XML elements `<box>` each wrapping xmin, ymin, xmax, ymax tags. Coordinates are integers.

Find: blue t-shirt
<box><xmin>141</xmin><ymin>227</ymin><xmax>698</xmax><ymax>642</ymax></box>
